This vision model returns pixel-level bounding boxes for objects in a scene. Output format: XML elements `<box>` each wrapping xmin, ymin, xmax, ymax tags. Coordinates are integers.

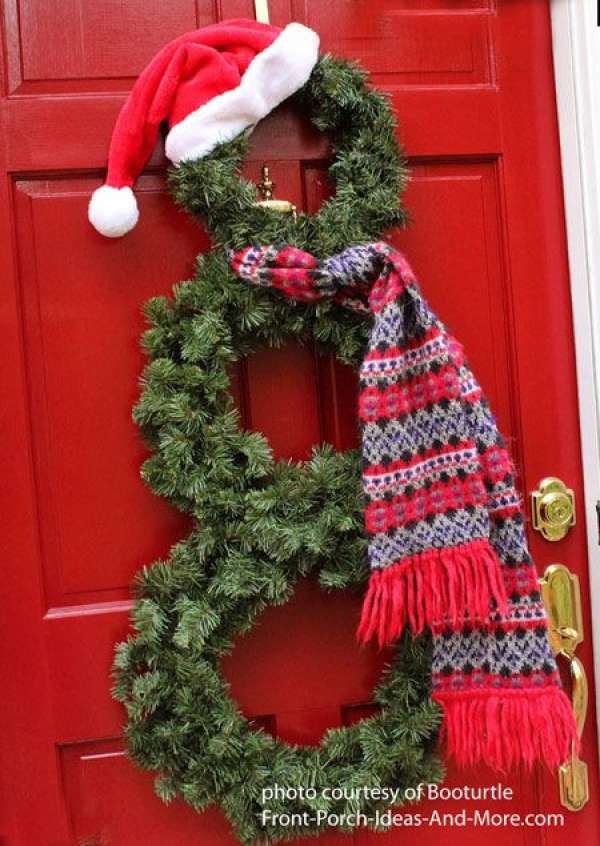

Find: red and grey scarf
<box><xmin>229</xmin><ymin>241</ymin><xmax>578</xmax><ymax>771</ymax></box>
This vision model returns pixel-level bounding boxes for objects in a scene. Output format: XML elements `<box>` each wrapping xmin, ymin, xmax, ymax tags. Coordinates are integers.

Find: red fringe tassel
<box><xmin>435</xmin><ymin>687</ymin><xmax>579</xmax><ymax>771</ymax></box>
<box><xmin>357</xmin><ymin>539</ymin><xmax>508</xmax><ymax>646</ymax></box>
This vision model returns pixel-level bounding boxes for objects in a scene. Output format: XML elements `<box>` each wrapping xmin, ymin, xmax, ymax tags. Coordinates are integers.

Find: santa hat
<box><xmin>89</xmin><ymin>19</ymin><xmax>319</xmax><ymax>237</ymax></box>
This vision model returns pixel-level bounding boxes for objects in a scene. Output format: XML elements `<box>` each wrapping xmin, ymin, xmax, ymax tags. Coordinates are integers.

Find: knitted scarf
<box><xmin>229</xmin><ymin>241</ymin><xmax>578</xmax><ymax>771</ymax></box>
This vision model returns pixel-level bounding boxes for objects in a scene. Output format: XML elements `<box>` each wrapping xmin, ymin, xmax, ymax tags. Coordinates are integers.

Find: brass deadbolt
<box><xmin>531</xmin><ymin>477</ymin><xmax>575</xmax><ymax>541</ymax></box>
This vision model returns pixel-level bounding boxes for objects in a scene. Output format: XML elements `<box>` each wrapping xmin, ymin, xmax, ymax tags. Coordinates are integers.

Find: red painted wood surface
<box><xmin>0</xmin><ymin>2</ymin><xmax>598</xmax><ymax>845</ymax></box>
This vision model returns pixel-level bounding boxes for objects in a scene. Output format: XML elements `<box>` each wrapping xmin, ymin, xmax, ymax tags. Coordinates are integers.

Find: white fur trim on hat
<box><xmin>165</xmin><ymin>22</ymin><xmax>320</xmax><ymax>165</ymax></box>
<box><xmin>88</xmin><ymin>185</ymin><xmax>139</xmax><ymax>237</ymax></box>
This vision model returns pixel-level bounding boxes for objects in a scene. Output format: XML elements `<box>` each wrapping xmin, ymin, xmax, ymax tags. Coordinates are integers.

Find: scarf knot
<box><xmin>229</xmin><ymin>242</ymin><xmax>416</xmax><ymax>313</ymax></box>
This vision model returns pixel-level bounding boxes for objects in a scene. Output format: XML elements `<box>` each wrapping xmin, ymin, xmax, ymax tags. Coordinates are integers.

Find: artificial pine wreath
<box><xmin>113</xmin><ymin>55</ymin><xmax>444</xmax><ymax>844</ymax></box>
<box><xmin>105</xmin><ymin>19</ymin><xmax>577</xmax><ymax>843</ymax></box>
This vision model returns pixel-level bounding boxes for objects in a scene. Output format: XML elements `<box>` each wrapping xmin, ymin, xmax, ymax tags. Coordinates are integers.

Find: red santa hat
<box><xmin>89</xmin><ymin>19</ymin><xmax>319</xmax><ymax>237</ymax></box>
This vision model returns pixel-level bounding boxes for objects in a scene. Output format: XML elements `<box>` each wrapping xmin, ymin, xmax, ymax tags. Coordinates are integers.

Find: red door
<box><xmin>1</xmin><ymin>1</ymin><xmax>598</xmax><ymax>845</ymax></box>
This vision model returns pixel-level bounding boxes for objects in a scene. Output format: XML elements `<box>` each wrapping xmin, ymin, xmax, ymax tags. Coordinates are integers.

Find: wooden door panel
<box><xmin>60</xmin><ymin>739</ymin><xmax>241</xmax><ymax>846</ymax></box>
<box><xmin>305</xmin><ymin>4</ymin><xmax>493</xmax><ymax>86</ymax></box>
<box><xmin>222</xmin><ymin>580</ymin><xmax>387</xmax><ymax>742</ymax></box>
<box><xmin>244</xmin><ymin>345</ymin><xmax>323</xmax><ymax>461</ymax></box>
<box><xmin>5</xmin><ymin>0</ymin><xmax>203</xmax><ymax>94</ymax></box>
<box><xmin>13</xmin><ymin>177</ymin><xmax>197</xmax><ymax>607</ymax></box>
<box><xmin>395</xmin><ymin>161</ymin><xmax>515</xmax><ymax>440</ymax></box>
<box><xmin>45</xmin><ymin>606</ymin><xmax>131</xmax><ymax>742</ymax></box>
<box><xmin>2</xmin><ymin>2</ymin><xmax>599</xmax><ymax>845</ymax></box>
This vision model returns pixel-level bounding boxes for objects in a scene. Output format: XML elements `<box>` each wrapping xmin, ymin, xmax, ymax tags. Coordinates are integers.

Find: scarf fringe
<box><xmin>356</xmin><ymin>539</ymin><xmax>508</xmax><ymax>645</ymax></box>
<box><xmin>435</xmin><ymin>687</ymin><xmax>579</xmax><ymax>771</ymax></box>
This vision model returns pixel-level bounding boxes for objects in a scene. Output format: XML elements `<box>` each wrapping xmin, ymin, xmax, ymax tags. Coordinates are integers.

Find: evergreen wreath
<box><xmin>113</xmin><ymin>56</ymin><xmax>443</xmax><ymax>845</ymax></box>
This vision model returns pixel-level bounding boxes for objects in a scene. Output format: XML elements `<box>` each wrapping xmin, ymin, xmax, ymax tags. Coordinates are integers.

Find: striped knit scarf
<box><xmin>229</xmin><ymin>241</ymin><xmax>578</xmax><ymax>771</ymax></box>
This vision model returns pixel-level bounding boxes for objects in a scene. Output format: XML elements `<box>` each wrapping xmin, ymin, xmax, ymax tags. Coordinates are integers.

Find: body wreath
<box><xmin>113</xmin><ymin>56</ymin><xmax>444</xmax><ymax>845</ymax></box>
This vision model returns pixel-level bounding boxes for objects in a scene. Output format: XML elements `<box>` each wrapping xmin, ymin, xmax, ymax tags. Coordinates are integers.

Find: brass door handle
<box><xmin>540</xmin><ymin>564</ymin><xmax>589</xmax><ymax>811</ymax></box>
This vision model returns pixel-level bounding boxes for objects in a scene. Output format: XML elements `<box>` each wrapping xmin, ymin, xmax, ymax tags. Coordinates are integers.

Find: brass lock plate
<box><xmin>531</xmin><ymin>477</ymin><xmax>575</xmax><ymax>541</ymax></box>
<box><xmin>560</xmin><ymin>753</ymin><xmax>589</xmax><ymax>812</ymax></box>
<box><xmin>540</xmin><ymin>564</ymin><xmax>589</xmax><ymax>812</ymax></box>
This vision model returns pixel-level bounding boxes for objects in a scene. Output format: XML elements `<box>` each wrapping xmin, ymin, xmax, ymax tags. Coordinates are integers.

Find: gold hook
<box><xmin>254</xmin><ymin>0</ymin><xmax>270</xmax><ymax>24</ymax></box>
<box><xmin>258</xmin><ymin>165</ymin><xmax>274</xmax><ymax>201</ymax></box>
<box><xmin>254</xmin><ymin>165</ymin><xmax>297</xmax><ymax>219</ymax></box>
<box><xmin>252</xmin><ymin>2</ymin><xmax>297</xmax><ymax>220</ymax></box>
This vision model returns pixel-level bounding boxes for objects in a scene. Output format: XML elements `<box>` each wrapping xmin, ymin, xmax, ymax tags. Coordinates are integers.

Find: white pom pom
<box><xmin>88</xmin><ymin>185</ymin><xmax>139</xmax><ymax>238</ymax></box>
